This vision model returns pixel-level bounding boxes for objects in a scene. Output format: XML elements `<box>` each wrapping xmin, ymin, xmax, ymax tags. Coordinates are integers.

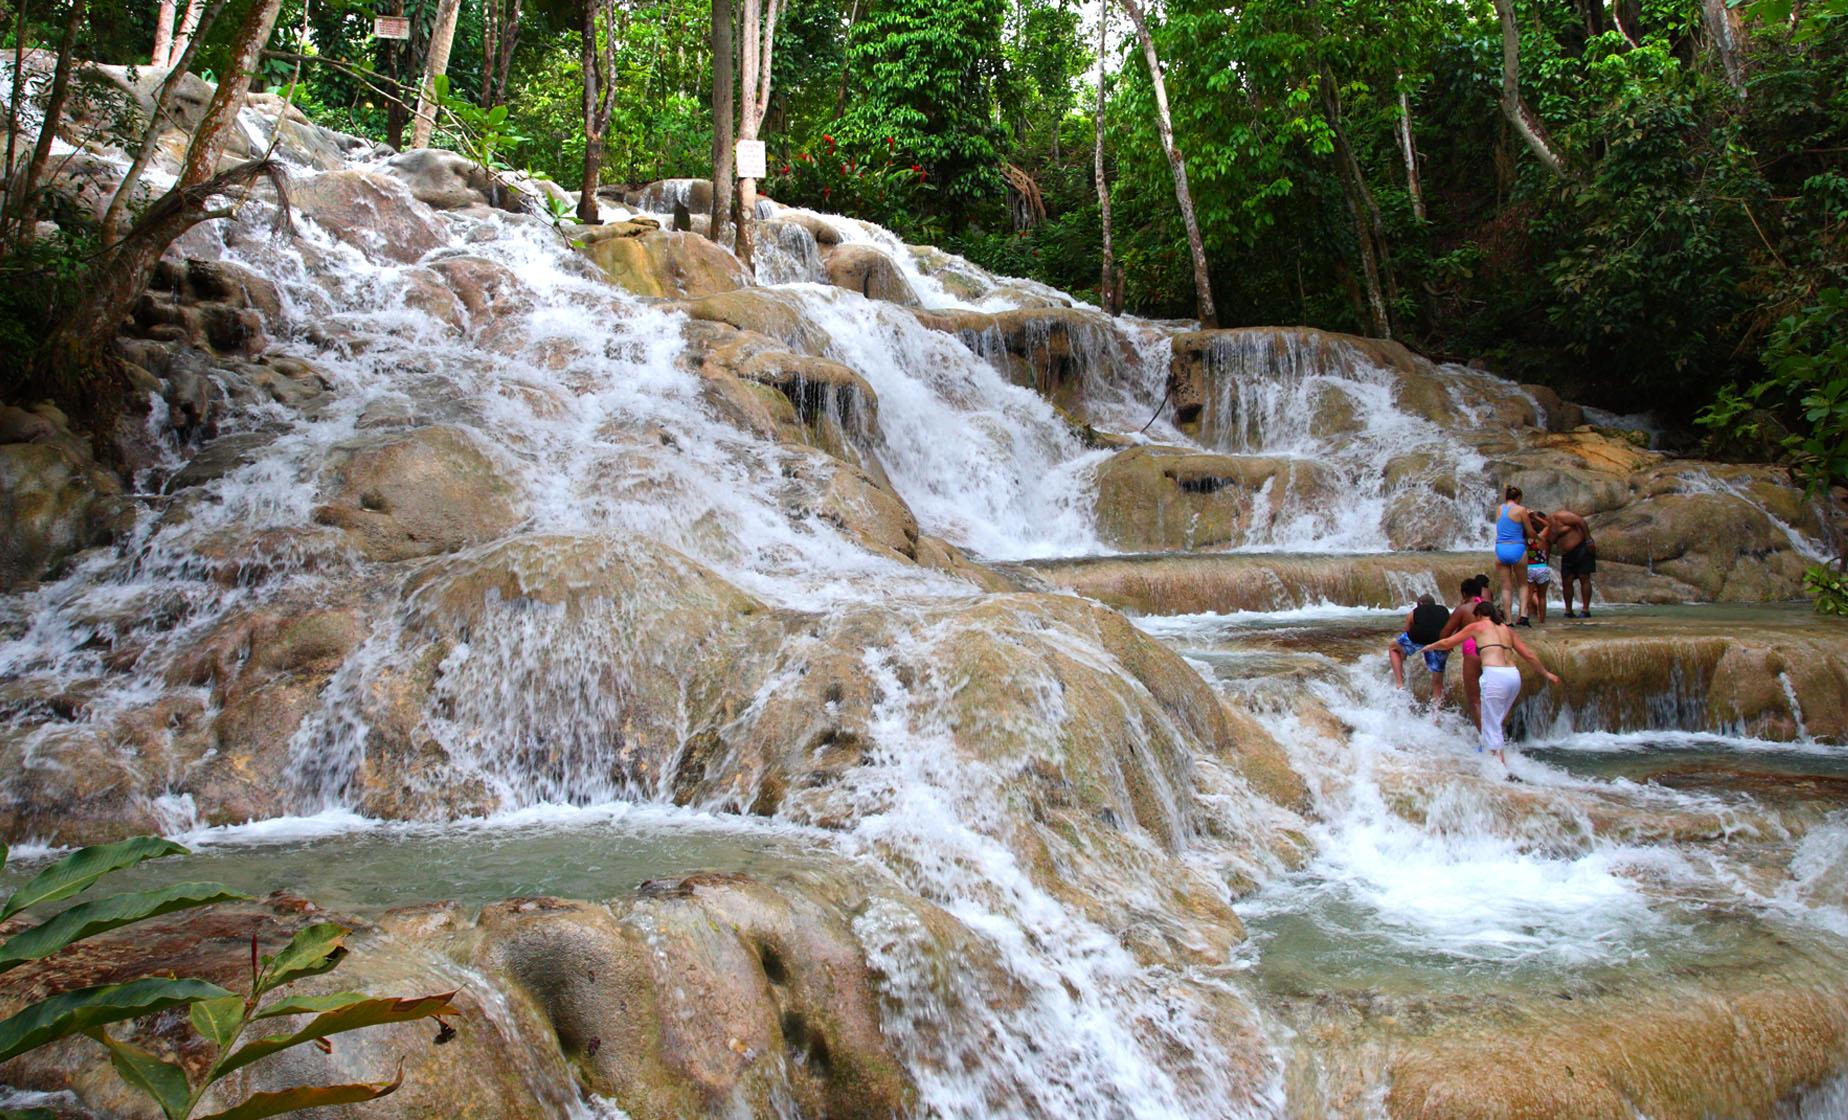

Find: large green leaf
<box><xmin>0</xmin><ymin>839</ymin><xmax>189</xmax><ymax>921</ymax></box>
<box><xmin>0</xmin><ymin>883</ymin><xmax>249</xmax><ymax>975</ymax></box>
<box><xmin>190</xmin><ymin>994</ymin><xmax>247</xmax><ymax>1051</ymax></box>
<box><xmin>89</xmin><ymin>1028</ymin><xmax>193</xmax><ymax>1120</ymax></box>
<box><xmin>215</xmin><ymin>993</ymin><xmax>459</xmax><ymax>1078</ymax></box>
<box><xmin>252</xmin><ymin>991</ymin><xmax>368</xmax><ymax>1020</ymax></box>
<box><xmin>0</xmin><ymin>977</ymin><xmax>232</xmax><ymax>1063</ymax></box>
<box><xmin>193</xmin><ymin>1069</ymin><xmax>403</xmax><ymax>1120</ymax></box>
<box><xmin>254</xmin><ymin>924</ymin><xmax>349</xmax><ymax>996</ymax></box>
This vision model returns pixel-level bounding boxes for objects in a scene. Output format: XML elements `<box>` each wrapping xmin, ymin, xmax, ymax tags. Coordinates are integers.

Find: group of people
<box><xmin>1491</xmin><ymin>485</ymin><xmax>1596</xmax><ymax>627</ymax></box>
<box><xmin>1386</xmin><ymin>486</ymin><xmax>1589</xmax><ymax>769</ymax></box>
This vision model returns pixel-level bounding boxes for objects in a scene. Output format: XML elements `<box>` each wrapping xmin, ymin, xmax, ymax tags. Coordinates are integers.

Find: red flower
<box><xmin>780</xmin><ymin>165</ymin><xmax>790</xmax><ymax>175</ymax></box>
<box><xmin>823</xmin><ymin>133</ymin><xmax>835</xmax><ymax>146</ymax></box>
<box><xmin>822</xmin><ymin>187</ymin><xmax>831</xmax><ymax>199</ymax></box>
<box><xmin>842</xmin><ymin>163</ymin><xmax>850</xmax><ymax>174</ymax></box>
<box><xmin>798</xmin><ymin>152</ymin><xmax>810</xmax><ymax>162</ymax></box>
<box><xmin>885</xmin><ymin>136</ymin><xmax>893</xmax><ymax>148</ymax></box>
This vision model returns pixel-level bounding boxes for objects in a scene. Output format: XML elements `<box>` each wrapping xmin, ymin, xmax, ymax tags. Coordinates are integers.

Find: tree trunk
<box><xmin>1094</xmin><ymin>2</ymin><xmax>1115</xmax><ymax>314</ymax></box>
<box><xmin>1322</xmin><ymin>70</ymin><xmax>1391</xmax><ymax>338</ymax></box>
<box><xmin>171</xmin><ymin>0</ymin><xmax>208</xmax><ymax>68</ymax></box>
<box><xmin>1396</xmin><ymin>74</ymin><xmax>1425</xmax><ymax>222</ymax></box>
<box><xmin>410</xmin><ymin>0</ymin><xmax>463</xmax><ymax>149</ymax></box>
<box><xmin>709</xmin><ymin>0</ymin><xmax>735</xmax><ymax>242</ymax></box>
<box><xmin>1117</xmin><ymin>0</ymin><xmax>1215</xmax><ymax>327</ymax></box>
<box><xmin>102</xmin><ymin>0</ymin><xmax>231</xmax><ymax>244</ymax></box>
<box><xmin>733</xmin><ymin>0</ymin><xmax>777</xmax><ymax>274</ymax></box>
<box><xmin>577</xmin><ymin>0</ymin><xmax>603</xmax><ymax>224</ymax></box>
<box><xmin>1493</xmin><ymin>0</ymin><xmax>1569</xmax><ymax>177</ymax></box>
<box><xmin>833</xmin><ymin>0</ymin><xmax>858</xmax><ymax>118</ymax></box>
<box><xmin>13</xmin><ymin>0</ymin><xmax>88</xmax><ymax>237</ymax></box>
<box><xmin>735</xmin><ymin>0</ymin><xmax>760</xmax><ymax>273</ymax></box>
<box><xmin>1702</xmin><ymin>0</ymin><xmax>1746</xmax><ymax>92</ymax></box>
<box><xmin>153</xmin><ymin>0</ymin><xmax>177</xmax><ymax>68</ymax></box>
<box><xmin>38</xmin><ymin>0</ymin><xmax>284</xmax><ymax>383</ymax></box>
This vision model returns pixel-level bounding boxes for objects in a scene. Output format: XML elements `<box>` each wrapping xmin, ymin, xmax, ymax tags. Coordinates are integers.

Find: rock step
<box><xmin>1015</xmin><ymin>550</ymin><xmax>1700</xmax><ymax>616</ymax></box>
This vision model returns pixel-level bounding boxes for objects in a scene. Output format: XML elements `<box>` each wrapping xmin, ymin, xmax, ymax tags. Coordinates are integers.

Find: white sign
<box><xmin>373</xmin><ymin>15</ymin><xmax>410</xmax><ymax>38</ymax></box>
<box><xmin>735</xmin><ymin>139</ymin><xmax>767</xmax><ymax>180</ymax></box>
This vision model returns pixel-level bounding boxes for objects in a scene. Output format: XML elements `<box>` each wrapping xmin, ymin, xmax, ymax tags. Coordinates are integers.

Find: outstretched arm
<box><xmin>1427</xmin><ymin>618</ymin><xmax>1483</xmax><ymax>654</ymax></box>
<box><xmin>1511</xmin><ymin>633</ymin><xmax>1562</xmax><ymax>685</ymax></box>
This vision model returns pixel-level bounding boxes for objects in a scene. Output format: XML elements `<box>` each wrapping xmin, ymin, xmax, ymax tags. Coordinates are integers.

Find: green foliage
<box><xmin>837</xmin><ymin>0</ymin><xmax>1007</xmax><ymax>227</ymax></box>
<box><xmin>431</xmin><ymin>74</ymin><xmax>527</xmax><ymax>170</ymax></box>
<box><xmin>765</xmin><ymin>132</ymin><xmax>934</xmax><ymax>229</ymax></box>
<box><xmin>0</xmin><ymin>840</ymin><xmax>458</xmax><ymax>1119</ymax></box>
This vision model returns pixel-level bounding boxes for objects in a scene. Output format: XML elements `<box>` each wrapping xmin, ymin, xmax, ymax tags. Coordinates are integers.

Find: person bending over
<box><xmin>1541</xmin><ymin>508</ymin><xmax>1596</xmax><ymax>618</ymax></box>
<box><xmin>1424</xmin><ymin>601</ymin><xmax>1562</xmax><ymax>770</ymax></box>
<box><xmin>1389</xmin><ymin>593</ymin><xmax>1451</xmax><ymax>704</ymax></box>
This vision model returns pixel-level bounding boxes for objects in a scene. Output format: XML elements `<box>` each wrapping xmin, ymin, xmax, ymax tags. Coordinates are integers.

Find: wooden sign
<box><xmin>735</xmin><ymin>139</ymin><xmax>767</xmax><ymax>180</ymax></box>
<box><xmin>373</xmin><ymin>15</ymin><xmax>410</xmax><ymax>39</ymax></box>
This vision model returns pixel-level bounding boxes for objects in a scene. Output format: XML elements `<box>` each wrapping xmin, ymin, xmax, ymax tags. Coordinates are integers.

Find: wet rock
<box><xmin>775</xmin><ymin>210</ymin><xmax>843</xmax><ymax>246</ymax></box>
<box><xmin>683</xmin><ymin>288</ymin><xmax>831</xmax><ymax>355</ymax></box>
<box><xmin>475</xmin><ymin>879</ymin><xmax>911</xmax><ymax>1118</ymax></box>
<box><xmin>1593</xmin><ymin>490</ymin><xmax>1813</xmax><ymax>600</ymax></box>
<box><xmin>625</xmin><ymin>178</ymin><xmax>713</xmax><ymax>213</ymax></box>
<box><xmin>428</xmin><ymin>254</ymin><xmax>529</xmax><ymax>330</ymax></box>
<box><xmin>290</xmin><ymin>170</ymin><xmax>448</xmax><ymax>264</ymax></box>
<box><xmin>915</xmin><ymin>306</ymin><xmax>1129</xmax><ymax>420</ymax></box>
<box><xmin>1092</xmin><ymin>444</ymin><xmax>1338</xmax><ymax>552</ymax></box>
<box><xmin>578</xmin><ymin>224</ymin><xmax>750</xmax><ymax>299</ymax></box>
<box><xmin>823</xmin><ymin>243</ymin><xmax>920</xmax><ymax>306</ymax></box>
<box><xmin>385</xmin><ymin>148</ymin><xmax>521</xmax><ymax>212</ymax></box>
<box><xmin>0</xmin><ymin>439</ymin><xmax>130</xmax><ymax>591</ymax></box>
<box><xmin>313</xmin><ymin>425</ymin><xmax>524</xmax><ymax>562</ymax></box>
<box><xmin>1025</xmin><ymin>551</ymin><xmax>1490</xmax><ymax>616</ymax></box>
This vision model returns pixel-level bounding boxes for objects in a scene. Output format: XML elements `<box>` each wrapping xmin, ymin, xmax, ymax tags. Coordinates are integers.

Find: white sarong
<box><xmin>1479</xmin><ymin>665</ymin><xmax>1523</xmax><ymax>751</ymax></box>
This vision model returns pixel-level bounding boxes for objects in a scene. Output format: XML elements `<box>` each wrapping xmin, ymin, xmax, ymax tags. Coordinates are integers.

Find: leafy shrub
<box><xmin>0</xmin><ymin>838</ymin><xmax>457</xmax><ymax>1120</ymax></box>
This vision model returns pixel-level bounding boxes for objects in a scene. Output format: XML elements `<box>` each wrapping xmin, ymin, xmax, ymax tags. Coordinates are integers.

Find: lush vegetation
<box><xmin>1</xmin><ymin>0</ymin><xmax>1842</xmax><ymax>565</ymax></box>
<box><xmin>0</xmin><ymin>837</ymin><xmax>455</xmax><ymax>1119</ymax></box>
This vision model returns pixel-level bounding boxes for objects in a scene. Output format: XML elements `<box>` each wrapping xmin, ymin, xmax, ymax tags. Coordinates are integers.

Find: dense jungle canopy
<box><xmin>2</xmin><ymin>0</ymin><xmax>1845</xmax><ymax>467</ymax></box>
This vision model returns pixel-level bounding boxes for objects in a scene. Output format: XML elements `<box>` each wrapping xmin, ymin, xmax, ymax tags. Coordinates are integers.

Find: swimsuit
<box><xmin>1462</xmin><ymin>597</ymin><xmax>1484</xmax><ymax>658</ymax></box>
<box><xmin>1494</xmin><ymin>503</ymin><xmax>1526</xmax><ymax>566</ymax></box>
<box><xmin>1562</xmin><ymin>539</ymin><xmax>1596</xmax><ymax>577</ymax></box>
<box><xmin>1396</xmin><ymin>632</ymin><xmax>1449</xmax><ymax>673</ymax></box>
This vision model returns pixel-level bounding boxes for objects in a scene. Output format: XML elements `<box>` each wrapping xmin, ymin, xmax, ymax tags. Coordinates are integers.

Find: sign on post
<box><xmin>735</xmin><ymin>139</ymin><xmax>767</xmax><ymax>180</ymax></box>
<box><xmin>373</xmin><ymin>15</ymin><xmax>410</xmax><ymax>38</ymax></box>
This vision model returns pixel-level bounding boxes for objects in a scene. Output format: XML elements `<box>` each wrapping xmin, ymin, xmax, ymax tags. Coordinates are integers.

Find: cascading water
<box><xmin>4</xmin><ymin>90</ymin><xmax>1847</xmax><ymax>1119</ymax></box>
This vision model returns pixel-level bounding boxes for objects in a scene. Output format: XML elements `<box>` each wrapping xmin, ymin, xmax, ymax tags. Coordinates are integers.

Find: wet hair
<box><xmin>1461</xmin><ymin>578</ymin><xmax>1479</xmax><ymax>597</ymax></box>
<box><xmin>1478</xmin><ymin>601</ymin><xmax>1505</xmax><ymax>624</ymax></box>
<box><xmin>1504</xmin><ymin>485</ymin><xmax>1523</xmax><ymax>502</ymax></box>
<box><xmin>1417</xmin><ymin>593</ymin><xmax>1436</xmax><ymax>606</ymax></box>
<box><xmin>1474</xmin><ymin>573</ymin><xmax>1491</xmax><ymax>589</ymax></box>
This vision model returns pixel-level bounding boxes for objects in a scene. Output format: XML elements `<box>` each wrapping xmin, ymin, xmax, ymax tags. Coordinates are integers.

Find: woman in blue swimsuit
<box><xmin>1492</xmin><ymin>485</ymin><xmax>1534</xmax><ymax>627</ymax></box>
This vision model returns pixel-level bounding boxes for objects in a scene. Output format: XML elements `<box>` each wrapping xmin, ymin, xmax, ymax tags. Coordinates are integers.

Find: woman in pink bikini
<box><xmin>1435</xmin><ymin>576</ymin><xmax>1490</xmax><ymax>727</ymax></box>
<box><xmin>1426</xmin><ymin>601</ymin><xmax>1563</xmax><ymax>769</ymax></box>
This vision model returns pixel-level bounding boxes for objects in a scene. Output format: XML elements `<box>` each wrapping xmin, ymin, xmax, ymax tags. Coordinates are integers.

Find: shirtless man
<box><xmin>1541</xmin><ymin>509</ymin><xmax>1595</xmax><ymax>618</ymax></box>
<box><xmin>1435</xmin><ymin>576</ymin><xmax>1489</xmax><ymax>727</ymax></box>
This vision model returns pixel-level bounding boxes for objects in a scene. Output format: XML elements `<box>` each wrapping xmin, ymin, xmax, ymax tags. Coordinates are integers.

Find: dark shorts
<box><xmin>1396</xmin><ymin>632</ymin><xmax>1449</xmax><ymax>673</ymax></box>
<box><xmin>1562</xmin><ymin>541</ymin><xmax>1596</xmax><ymax>577</ymax></box>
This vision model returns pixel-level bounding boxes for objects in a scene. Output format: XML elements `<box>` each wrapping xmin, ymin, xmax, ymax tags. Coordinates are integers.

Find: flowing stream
<box><xmin>2</xmin><ymin>125</ymin><xmax>1846</xmax><ymax>1118</ymax></box>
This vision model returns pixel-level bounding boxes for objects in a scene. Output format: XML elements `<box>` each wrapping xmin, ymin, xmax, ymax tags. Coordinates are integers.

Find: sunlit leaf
<box><xmin>193</xmin><ymin>1067</ymin><xmax>403</xmax><ymax>1120</ymax></box>
<box><xmin>215</xmin><ymin>993</ymin><xmax>459</xmax><ymax>1078</ymax></box>
<box><xmin>0</xmin><ymin>977</ymin><xmax>233</xmax><ymax>1063</ymax></box>
<box><xmin>252</xmin><ymin>991</ymin><xmax>369</xmax><ymax>1020</ymax></box>
<box><xmin>0</xmin><ymin>839</ymin><xmax>189</xmax><ymax>921</ymax></box>
<box><xmin>255</xmin><ymin>924</ymin><xmax>349</xmax><ymax>996</ymax></box>
<box><xmin>190</xmin><ymin>994</ymin><xmax>247</xmax><ymax>1051</ymax></box>
<box><xmin>0</xmin><ymin>883</ymin><xmax>249</xmax><ymax>975</ymax></box>
<box><xmin>89</xmin><ymin>1028</ymin><xmax>193</xmax><ymax>1120</ymax></box>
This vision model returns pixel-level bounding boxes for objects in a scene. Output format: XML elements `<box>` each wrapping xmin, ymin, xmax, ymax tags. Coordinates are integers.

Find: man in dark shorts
<box><xmin>1542</xmin><ymin>509</ymin><xmax>1595</xmax><ymax>618</ymax></box>
<box><xmin>1390</xmin><ymin>593</ymin><xmax>1452</xmax><ymax>704</ymax></box>
<box><xmin>1435</xmin><ymin>577</ymin><xmax>1488</xmax><ymax>726</ymax></box>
